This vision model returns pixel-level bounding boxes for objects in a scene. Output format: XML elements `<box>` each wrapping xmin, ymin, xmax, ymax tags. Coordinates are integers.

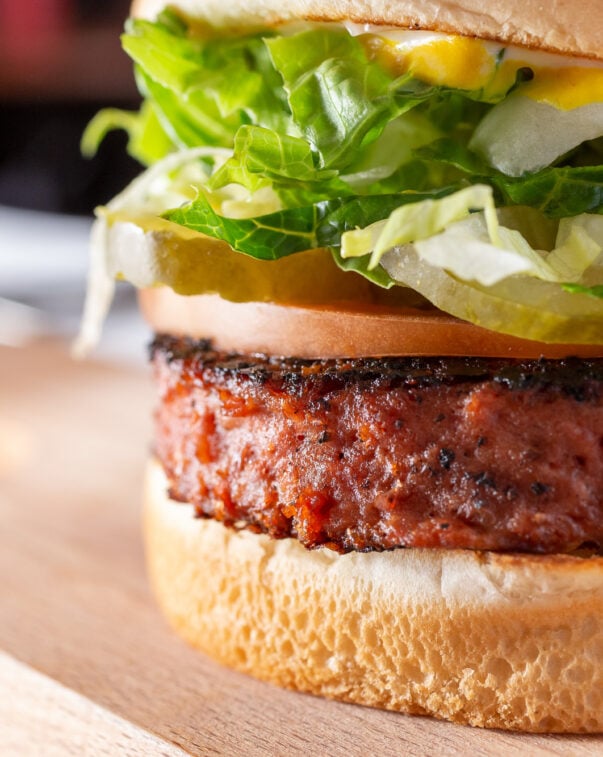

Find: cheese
<box><xmin>400</xmin><ymin>38</ymin><xmax>603</xmax><ymax>110</ymax></box>
<box><xmin>348</xmin><ymin>25</ymin><xmax>603</xmax><ymax>111</ymax></box>
<box><xmin>400</xmin><ymin>37</ymin><xmax>494</xmax><ymax>92</ymax></box>
<box><xmin>521</xmin><ymin>66</ymin><xmax>603</xmax><ymax>110</ymax></box>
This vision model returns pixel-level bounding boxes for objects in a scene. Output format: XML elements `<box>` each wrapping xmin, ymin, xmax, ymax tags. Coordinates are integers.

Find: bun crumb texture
<box><xmin>145</xmin><ymin>460</ymin><xmax>603</xmax><ymax>733</ymax></box>
<box><xmin>132</xmin><ymin>0</ymin><xmax>603</xmax><ymax>60</ymax></box>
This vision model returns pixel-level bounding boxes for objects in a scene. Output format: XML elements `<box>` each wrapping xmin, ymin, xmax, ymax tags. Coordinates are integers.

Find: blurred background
<box><xmin>0</xmin><ymin>0</ymin><xmax>150</xmax><ymax>362</ymax></box>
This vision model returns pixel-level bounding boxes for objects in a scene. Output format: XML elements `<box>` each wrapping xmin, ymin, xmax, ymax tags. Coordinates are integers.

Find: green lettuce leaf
<box><xmin>418</xmin><ymin>139</ymin><xmax>603</xmax><ymax>217</ymax></box>
<box><xmin>495</xmin><ymin>167</ymin><xmax>603</xmax><ymax>218</ymax></box>
<box><xmin>341</xmin><ymin>185</ymin><xmax>500</xmax><ymax>268</ymax></box>
<box><xmin>562</xmin><ymin>283</ymin><xmax>603</xmax><ymax>299</ymax></box>
<box><xmin>81</xmin><ymin>17</ymin><xmax>603</xmax><ymax>347</ymax></box>
<box><xmin>267</xmin><ymin>28</ymin><xmax>404</xmax><ymax>170</ymax></box>
<box><xmin>165</xmin><ymin>195</ymin><xmax>317</xmax><ymax>259</ymax></box>
<box><xmin>330</xmin><ymin>250</ymin><xmax>396</xmax><ymax>288</ymax></box>
<box><xmin>208</xmin><ymin>125</ymin><xmax>347</xmax><ymax>200</ymax></box>
<box><xmin>164</xmin><ymin>190</ymin><xmax>456</xmax><ymax>262</ymax></box>
<box><xmin>121</xmin><ymin>18</ymin><xmax>203</xmax><ymax>94</ymax></box>
<box><xmin>81</xmin><ymin>101</ymin><xmax>174</xmax><ymax>165</ymax></box>
<box><xmin>124</xmin><ymin>16</ymin><xmax>290</xmax><ymax>133</ymax></box>
<box><xmin>135</xmin><ymin>67</ymin><xmax>236</xmax><ymax>148</ymax></box>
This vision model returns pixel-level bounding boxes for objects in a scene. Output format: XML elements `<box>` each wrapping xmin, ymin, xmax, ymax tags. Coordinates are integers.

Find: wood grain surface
<box><xmin>0</xmin><ymin>339</ymin><xmax>601</xmax><ymax>756</ymax></box>
<box><xmin>0</xmin><ymin>652</ymin><xmax>187</xmax><ymax>756</ymax></box>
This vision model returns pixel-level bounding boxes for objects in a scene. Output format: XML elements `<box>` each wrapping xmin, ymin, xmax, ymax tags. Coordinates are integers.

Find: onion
<box><xmin>470</xmin><ymin>95</ymin><xmax>603</xmax><ymax>176</ymax></box>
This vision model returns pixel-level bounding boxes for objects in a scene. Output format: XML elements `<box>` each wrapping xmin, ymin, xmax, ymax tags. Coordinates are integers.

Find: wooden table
<box><xmin>1</xmin><ymin>340</ymin><xmax>601</xmax><ymax>755</ymax></box>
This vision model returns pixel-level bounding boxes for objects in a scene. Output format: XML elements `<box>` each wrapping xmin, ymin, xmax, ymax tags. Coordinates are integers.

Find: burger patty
<box><xmin>151</xmin><ymin>335</ymin><xmax>603</xmax><ymax>554</ymax></box>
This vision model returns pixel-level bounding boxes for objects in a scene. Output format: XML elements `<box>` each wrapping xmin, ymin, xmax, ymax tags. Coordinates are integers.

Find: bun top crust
<box><xmin>132</xmin><ymin>0</ymin><xmax>603</xmax><ymax>60</ymax></box>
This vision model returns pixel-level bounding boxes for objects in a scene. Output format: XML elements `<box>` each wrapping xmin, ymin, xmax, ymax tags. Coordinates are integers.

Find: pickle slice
<box><xmin>105</xmin><ymin>213</ymin><xmax>421</xmax><ymax>307</ymax></box>
<box><xmin>381</xmin><ymin>245</ymin><xmax>603</xmax><ymax>344</ymax></box>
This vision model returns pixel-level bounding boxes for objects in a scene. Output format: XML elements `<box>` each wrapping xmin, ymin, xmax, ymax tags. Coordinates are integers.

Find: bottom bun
<box><xmin>144</xmin><ymin>458</ymin><xmax>603</xmax><ymax>732</ymax></box>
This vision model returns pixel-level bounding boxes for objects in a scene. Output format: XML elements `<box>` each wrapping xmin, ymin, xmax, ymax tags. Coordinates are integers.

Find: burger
<box><xmin>78</xmin><ymin>0</ymin><xmax>603</xmax><ymax>732</ymax></box>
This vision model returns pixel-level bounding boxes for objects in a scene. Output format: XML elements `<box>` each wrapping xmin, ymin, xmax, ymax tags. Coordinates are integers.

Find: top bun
<box><xmin>132</xmin><ymin>0</ymin><xmax>603</xmax><ymax>60</ymax></box>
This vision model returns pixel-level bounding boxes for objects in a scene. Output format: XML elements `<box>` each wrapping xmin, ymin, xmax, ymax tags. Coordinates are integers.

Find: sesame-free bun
<box><xmin>132</xmin><ymin>0</ymin><xmax>603</xmax><ymax>60</ymax></box>
<box><xmin>144</xmin><ymin>458</ymin><xmax>603</xmax><ymax>732</ymax></box>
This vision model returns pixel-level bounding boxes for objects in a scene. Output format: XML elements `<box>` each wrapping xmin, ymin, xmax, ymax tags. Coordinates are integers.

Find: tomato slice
<box><xmin>140</xmin><ymin>288</ymin><xmax>603</xmax><ymax>359</ymax></box>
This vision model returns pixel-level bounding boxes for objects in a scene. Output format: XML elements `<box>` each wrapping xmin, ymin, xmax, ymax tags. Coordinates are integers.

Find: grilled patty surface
<box><xmin>151</xmin><ymin>335</ymin><xmax>603</xmax><ymax>554</ymax></box>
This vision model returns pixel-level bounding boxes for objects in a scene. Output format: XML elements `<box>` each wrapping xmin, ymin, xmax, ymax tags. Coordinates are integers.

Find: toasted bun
<box><xmin>132</xmin><ymin>0</ymin><xmax>603</xmax><ymax>60</ymax></box>
<box><xmin>144</xmin><ymin>458</ymin><xmax>603</xmax><ymax>732</ymax></box>
<box><xmin>140</xmin><ymin>288</ymin><xmax>603</xmax><ymax>359</ymax></box>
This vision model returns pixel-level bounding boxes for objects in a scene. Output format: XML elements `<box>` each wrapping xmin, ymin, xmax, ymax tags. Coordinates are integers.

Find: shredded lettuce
<box><xmin>563</xmin><ymin>283</ymin><xmax>603</xmax><ymax>299</ymax></box>
<box><xmin>341</xmin><ymin>185</ymin><xmax>500</xmax><ymax>268</ymax></box>
<box><xmin>342</xmin><ymin>187</ymin><xmax>603</xmax><ymax>283</ymax></box>
<box><xmin>339</xmin><ymin>187</ymin><xmax>603</xmax><ymax>341</ymax></box>
<box><xmin>164</xmin><ymin>188</ymin><xmax>454</xmax><ymax>260</ymax></box>
<box><xmin>80</xmin><ymin>12</ymin><xmax>603</xmax><ymax>346</ymax></box>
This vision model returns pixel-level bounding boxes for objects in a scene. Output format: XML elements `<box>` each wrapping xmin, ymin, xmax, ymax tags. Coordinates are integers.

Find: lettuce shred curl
<box><xmin>82</xmin><ymin>11</ymin><xmax>603</xmax><ymax>344</ymax></box>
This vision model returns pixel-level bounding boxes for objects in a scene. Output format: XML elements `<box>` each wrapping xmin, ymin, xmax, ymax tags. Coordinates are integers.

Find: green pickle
<box><xmin>104</xmin><ymin>213</ymin><xmax>603</xmax><ymax>344</ymax></box>
<box><xmin>381</xmin><ymin>248</ymin><xmax>603</xmax><ymax>344</ymax></box>
<box><xmin>105</xmin><ymin>213</ymin><xmax>426</xmax><ymax>308</ymax></box>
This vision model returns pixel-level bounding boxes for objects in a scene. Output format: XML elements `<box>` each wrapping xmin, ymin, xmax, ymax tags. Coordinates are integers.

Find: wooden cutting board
<box><xmin>0</xmin><ymin>339</ymin><xmax>601</xmax><ymax>756</ymax></box>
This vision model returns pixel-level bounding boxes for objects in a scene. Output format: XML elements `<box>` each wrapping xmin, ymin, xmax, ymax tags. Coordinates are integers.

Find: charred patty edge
<box><xmin>150</xmin><ymin>334</ymin><xmax>603</xmax><ymax>399</ymax></box>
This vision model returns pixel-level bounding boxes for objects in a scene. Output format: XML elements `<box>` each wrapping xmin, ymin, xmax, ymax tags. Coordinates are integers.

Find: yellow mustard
<box><xmin>370</xmin><ymin>34</ymin><xmax>603</xmax><ymax>110</ymax></box>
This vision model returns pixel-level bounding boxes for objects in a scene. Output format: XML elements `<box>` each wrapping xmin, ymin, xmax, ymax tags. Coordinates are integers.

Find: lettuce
<box><xmin>340</xmin><ymin>187</ymin><xmax>603</xmax><ymax>341</ymax></box>
<box><xmin>417</xmin><ymin>139</ymin><xmax>603</xmax><ymax>218</ymax></box>
<box><xmin>207</xmin><ymin>125</ymin><xmax>349</xmax><ymax>202</ymax></box>
<box><xmin>267</xmin><ymin>28</ymin><xmax>418</xmax><ymax>170</ymax></box>
<box><xmin>81</xmin><ymin>102</ymin><xmax>173</xmax><ymax>166</ymax></box>
<box><xmin>89</xmin><ymin>16</ymin><xmax>603</xmax><ymax>216</ymax></box>
<box><xmin>81</xmin><ymin>14</ymin><xmax>603</xmax><ymax>345</ymax></box>
<box><xmin>341</xmin><ymin>185</ymin><xmax>500</xmax><ymax>268</ymax></box>
<box><xmin>563</xmin><ymin>283</ymin><xmax>603</xmax><ymax>299</ymax></box>
<box><xmin>124</xmin><ymin>16</ymin><xmax>291</xmax><ymax>136</ymax></box>
<box><xmin>164</xmin><ymin>189</ymin><xmax>454</xmax><ymax>261</ymax></box>
<box><xmin>342</xmin><ymin>187</ymin><xmax>603</xmax><ymax>284</ymax></box>
<box><xmin>495</xmin><ymin>166</ymin><xmax>603</xmax><ymax>218</ymax></box>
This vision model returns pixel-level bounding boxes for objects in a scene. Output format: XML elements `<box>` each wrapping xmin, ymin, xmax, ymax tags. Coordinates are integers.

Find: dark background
<box><xmin>0</xmin><ymin>0</ymin><xmax>151</xmax><ymax>360</ymax></box>
<box><xmin>0</xmin><ymin>0</ymin><xmax>141</xmax><ymax>215</ymax></box>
